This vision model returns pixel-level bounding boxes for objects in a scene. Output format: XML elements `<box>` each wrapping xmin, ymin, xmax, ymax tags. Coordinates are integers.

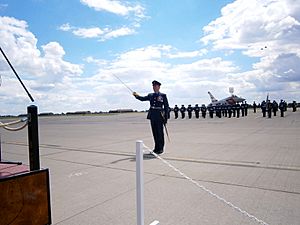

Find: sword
<box><xmin>161</xmin><ymin>112</ymin><xmax>170</xmax><ymax>142</ymax></box>
<box><xmin>164</xmin><ymin>123</ymin><xmax>170</xmax><ymax>142</ymax></box>
<box><xmin>112</xmin><ymin>74</ymin><xmax>134</xmax><ymax>94</ymax></box>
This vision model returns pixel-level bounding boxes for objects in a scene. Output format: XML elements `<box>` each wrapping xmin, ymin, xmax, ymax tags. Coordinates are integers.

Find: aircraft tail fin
<box><xmin>208</xmin><ymin>91</ymin><xmax>218</xmax><ymax>102</ymax></box>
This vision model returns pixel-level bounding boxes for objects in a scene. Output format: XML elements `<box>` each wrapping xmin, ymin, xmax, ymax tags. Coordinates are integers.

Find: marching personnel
<box><xmin>236</xmin><ymin>103</ymin><xmax>241</xmax><ymax>118</ymax></box>
<box><xmin>279</xmin><ymin>100</ymin><xmax>285</xmax><ymax>117</ymax></box>
<box><xmin>180</xmin><ymin>105</ymin><xmax>186</xmax><ymax>119</ymax></box>
<box><xmin>215</xmin><ymin>104</ymin><xmax>221</xmax><ymax>118</ymax></box>
<box><xmin>261</xmin><ymin>100</ymin><xmax>267</xmax><ymax>117</ymax></box>
<box><xmin>244</xmin><ymin>101</ymin><xmax>248</xmax><ymax>116</ymax></box>
<box><xmin>253</xmin><ymin>101</ymin><xmax>257</xmax><ymax>113</ymax></box>
<box><xmin>228</xmin><ymin>104</ymin><xmax>232</xmax><ymax>118</ymax></box>
<box><xmin>194</xmin><ymin>104</ymin><xmax>200</xmax><ymax>119</ymax></box>
<box><xmin>223</xmin><ymin>104</ymin><xmax>228</xmax><ymax>117</ymax></box>
<box><xmin>173</xmin><ymin>105</ymin><xmax>179</xmax><ymax>119</ymax></box>
<box><xmin>273</xmin><ymin>100</ymin><xmax>278</xmax><ymax>116</ymax></box>
<box><xmin>232</xmin><ymin>104</ymin><xmax>236</xmax><ymax>117</ymax></box>
<box><xmin>208</xmin><ymin>105</ymin><xmax>214</xmax><ymax>118</ymax></box>
<box><xmin>133</xmin><ymin>80</ymin><xmax>169</xmax><ymax>155</ymax></box>
<box><xmin>187</xmin><ymin>104</ymin><xmax>193</xmax><ymax>119</ymax></box>
<box><xmin>284</xmin><ymin>101</ymin><xmax>287</xmax><ymax>111</ymax></box>
<box><xmin>201</xmin><ymin>104</ymin><xmax>207</xmax><ymax>118</ymax></box>
<box><xmin>241</xmin><ymin>102</ymin><xmax>245</xmax><ymax>117</ymax></box>
<box><xmin>292</xmin><ymin>101</ymin><xmax>297</xmax><ymax>112</ymax></box>
<box><xmin>267</xmin><ymin>100</ymin><xmax>272</xmax><ymax>118</ymax></box>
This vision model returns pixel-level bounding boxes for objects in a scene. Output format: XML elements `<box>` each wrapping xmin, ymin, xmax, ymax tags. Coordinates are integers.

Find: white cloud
<box><xmin>73</xmin><ymin>27</ymin><xmax>105</xmax><ymax>38</ymax></box>
<box><xmin>80</xmin><ymin>0</ymin><xmax>146</xmax><ymax>18</ymax></box>
<box><xmin>102</xmin><ymin>26</ymin><xmax>135</xmax><ymax>40</ymax></box>
<box><xmin>201</xmin><ymin>0</ymin><xmax>300</xmax><ymax>101</ymax></box>
<box><xmin>0</xmin><ymin>16</ymin><xmax>83</xmax><ymax>114</ymax></box>
<box><xmin>60</xmin><ymin>0</ymin><xmax>147</xmax><ymax>41</ymax></box>
<box><xmin>202</xmin><ymin>0</ymin><xmax>300</xmax><ymax>51</ymax></box>
<box><xmin>59</xmin><ymin>23</ymin><xmax>72</xmax><ymax>31</ymax></box>
<box><xmin>59</xmin><ymin>24</ymin><xmax>135</xmax><ymax>40</ymax></box>
<box><xmin>166</xmin><ymin>49</ymin><xmax>208</xmax><ymax>59</ymax></box>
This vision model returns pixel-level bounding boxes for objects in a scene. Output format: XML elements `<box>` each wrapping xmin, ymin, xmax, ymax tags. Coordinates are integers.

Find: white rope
<box><xmin>143</xmin><ymin>144</ymin><xmax>270</xmax><ymax>225</ymax></box>
<box><xmin>0</xmin><ymin>118</ymin><xmax>28</xmax><ymax>131</ymax></box>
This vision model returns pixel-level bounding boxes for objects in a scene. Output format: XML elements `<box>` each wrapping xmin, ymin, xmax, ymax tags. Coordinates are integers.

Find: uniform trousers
<box><xmin>150</xmin><ymin>119</ymin><xmax>164</xmax><ymax>153</ymax></box>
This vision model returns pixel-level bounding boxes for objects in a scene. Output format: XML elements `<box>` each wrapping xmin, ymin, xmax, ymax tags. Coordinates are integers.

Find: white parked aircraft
<box><xmin>208</xmin><ymin>88</ymin><xmax>245</xmax><ymax>106</ymax></box>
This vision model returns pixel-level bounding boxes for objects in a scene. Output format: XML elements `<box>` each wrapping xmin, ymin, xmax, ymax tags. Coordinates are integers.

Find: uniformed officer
<box><xmin>223</xmin><ymin>104</ymin><xmax>228</xmax><ymax>117</ymax></box>
<box><xmin>267</xmin><ymin>100</ymin><xmax>272</xmax><ymax>118</ymax></box>
<box><xmin>187</xmin><ymin>104</ymin><xmax>193</xmax><ymax>119</ymax></box>
<box><xmin>244</xmin><ymin>101</ymin><xmax>248</xmax><ymax>116</ymax></box>
<box><xmin>180</xmin><ymin>105</ymin><xmax>186</xmax><ymax>119</ymax></box>
<box><xmin>261</xmin><ymin>100</ymin><xmax>267</xmax><ymax>117</ymax></box>
<box><xmin>236</xmin><ymin>103</ymin><xmax>241</xmax><ymax>118</ymax></box>
<box><xmin>133</xmin><ymin>80</ymin><xmax>169</xmax><ymax>155</ymax></box>
<box><xmin>232</xmin><ymin>104</ymin><xmax>236</xmax><ymax>117</ymax></box>
<box><xmin>284</xmin><ymin>101</ymin><xmax>287</xmax><ymax>111</ymax></box>
<box><xmin>208</xmin><ymin>105</ymin><xmax>214</xmax><ymax>118</ymax></box>
<box><xmin>215</xmin><ymin>104</ymin><xmax>221</xmax><ymax>118</ymax></box>
<box><xmin>241</xmin><ymin>102</ymin><xmax>245</xmax><ymax>117</ymax></box>
<box><xmin>272</xmin><ymin>100</ymin><xmax>278</xmax><ymax>116</ymax></box>
<box><xmin>173</xmin><ymin>105</ymin><xmax>179</xmax><ymax>119</ymax></box>
<box><xmin>194</xmin><ymin>104</ymin><xmax>200</xmax><ymax>119</ymax></box>
<box><xmin>201</xmin><ymin>104</ymin><xmax>207</xmax><ymax>118</ymax></box>
<box><xmin>292</xmin><ymin>101</ymin><xmax>297</xmax><ymax>112</ymax></box>
<box><xmin>253</xmin><ymin>101</ymin><xmax>257</xmax><ymax>113</ymax></box>
<box><xmin>279</xmin><ymin>100</ymin><xmax>285</xmax><ymax>117</ymax></box>
<box><xmin>228</xmin><ymin>104</ymin><xmax>232</xmax><ymax>118</ymax></box>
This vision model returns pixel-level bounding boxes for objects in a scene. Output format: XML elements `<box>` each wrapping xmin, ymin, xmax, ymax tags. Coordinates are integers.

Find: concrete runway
<box><xmin>1</xmin><ymin>109</ymin><xmax>300</xmax><ymax>225</ymax></box>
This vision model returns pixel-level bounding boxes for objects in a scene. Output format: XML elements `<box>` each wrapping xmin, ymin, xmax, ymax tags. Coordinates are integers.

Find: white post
<box><xmin>136</xmin><ymin>140</ymin><xmax>144</xmax><ymax>225</ymax></box>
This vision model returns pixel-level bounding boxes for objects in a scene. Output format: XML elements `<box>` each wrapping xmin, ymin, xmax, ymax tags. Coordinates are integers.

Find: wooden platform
<box><xmin>0</xmin><ymin>163</ymin><xmax>29</xmax><ymax>178</ymax></box>
<box><xmin>0</xmin><ymin>164</ymin><xmax>51</xmax><ymax>225</ymax></box>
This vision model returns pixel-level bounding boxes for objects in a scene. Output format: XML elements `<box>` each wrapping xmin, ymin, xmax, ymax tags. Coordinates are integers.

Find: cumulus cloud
<box><xmin>72</xmin><ymin>27</ymin><xmax>105</xmax><ymax>38</ymax></box>
<box><xmin>201</xmin><ymin>0</ymin><xmax>300</xmax><ymax>99</ymax></box>
<box><xmin>80</xmin><ymin>0</ymin><xmax>146</xmax><ymax>19</ymax></box>
<box><xmin>60</xmin><ymin>0</ymin><xmax>147</xmax><ymax>41</ymax></box>
<box><xmin>0</xmin><ymin>16</ymin><xmax>83</xmax><ymax>114</ymax></box>
<box><xmin>59</xmin><ymin>23</ymin><xmax>135</xmax><ymax>40</ymax></box>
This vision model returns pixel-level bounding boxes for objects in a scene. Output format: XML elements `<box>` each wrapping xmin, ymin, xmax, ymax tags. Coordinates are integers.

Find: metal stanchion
<box><xmin>27</xmin><ymin>105</ymin><xmax>40</xmax><ymax>171</ymax></box>
<box><xmin>136</xmin><ymin>140</ymin><xmax>144</xmax><ymax>225</ymax></box>
<box><xmin>136</xmin><ymin>140</ymin><xmax>160</xmax><ymax>225</ymax></box>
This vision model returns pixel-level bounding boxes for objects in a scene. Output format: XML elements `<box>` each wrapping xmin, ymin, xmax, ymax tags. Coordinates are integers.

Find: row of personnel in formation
<box><xmin>171</xmin><ymin>100</ymin><xmax>297</xmax><ymax>119</ymax></box>
<box><xmin>258</xmin><ymin>100</ymin><xmax>297</xmax><ymax>118</ymax></box>
<box><xmin>172</xmin><ymin>102</ymin><xmax>250</xmax><ymax>119</ymax></box>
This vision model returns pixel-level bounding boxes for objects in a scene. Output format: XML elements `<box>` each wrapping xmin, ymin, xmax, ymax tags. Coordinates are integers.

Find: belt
<box><xmin>150</xmin><ymin>106</ymin><xmax>163</xmax><ymax>110</ymax></box>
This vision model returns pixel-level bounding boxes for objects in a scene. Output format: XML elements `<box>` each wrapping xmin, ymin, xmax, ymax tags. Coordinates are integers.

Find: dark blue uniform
<box><xmin>135</xmin><ymin>92</ymin><xmax>169</xmax><ymax>154</ymax></box>
<box><xmin>194</xmin><ymin>104</ymin><xmax>200</xmax><ymax>119</ymax></box>
<box><xmin>173</xmin><ymin>105</ymin><xmax>179</xmax><ymax>119</ymax></box>
<box><xmin>187</xmin><ymin>105</ymin><xmax>193</xmax><ymax>119</ymax></box>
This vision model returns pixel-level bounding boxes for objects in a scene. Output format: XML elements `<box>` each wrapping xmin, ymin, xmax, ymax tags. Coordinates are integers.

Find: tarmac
<box><xmin>1</xmin><ymin>109</ymin><xmax>300</xmax><ymax>225</ymax></box>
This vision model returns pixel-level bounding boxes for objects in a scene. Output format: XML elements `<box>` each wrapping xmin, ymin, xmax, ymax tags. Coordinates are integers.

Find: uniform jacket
<box><xmin>135</xmin><ymin>92</ymin><xmax>169</xmax><ymax>121</ymax></box>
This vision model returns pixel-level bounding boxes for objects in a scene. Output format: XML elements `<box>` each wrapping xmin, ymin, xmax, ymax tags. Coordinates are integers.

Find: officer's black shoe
<box><xmin>155</xmin><ymin>151</ymin><xmax>164</xmax><ymax>155</ymax></box>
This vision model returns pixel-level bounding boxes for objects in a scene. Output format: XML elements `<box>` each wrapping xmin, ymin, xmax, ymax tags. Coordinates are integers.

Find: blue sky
<box><xmin>0</xmin><ymin>0</ymin><xmax>300</xmax><ymax>115</ymax></box>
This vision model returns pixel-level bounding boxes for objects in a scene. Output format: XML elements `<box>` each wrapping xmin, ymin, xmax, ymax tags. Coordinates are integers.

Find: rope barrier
<box><xmin>0</xmin><ymin>118</ymin><xmax>28</xmax><ymax>131</ymax></box>
<box><xmin>143</xmin><ymin>144</ymin><xmax>270</xmax><ymax>225</ymax></box>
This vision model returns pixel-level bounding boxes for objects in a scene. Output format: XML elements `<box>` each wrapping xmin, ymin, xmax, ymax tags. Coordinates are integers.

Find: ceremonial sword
<box><xmin>161</xmin><ymin>112</ymin><xmax>171</xmax><ymax>143</ymax></box>
<box><xmin>112</xmin><ymin>74</ymin><xmax>134</xmax><ymax>94</ymax></box>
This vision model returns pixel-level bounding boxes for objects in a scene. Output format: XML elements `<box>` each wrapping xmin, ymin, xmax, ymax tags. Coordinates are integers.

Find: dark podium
<box><xmin>0</xmin><ymin>105</ymin><xmax>52</xmax><ymax>225</ymax></box>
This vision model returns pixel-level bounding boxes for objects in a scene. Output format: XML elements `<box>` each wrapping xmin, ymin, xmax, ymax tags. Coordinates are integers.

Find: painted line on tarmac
<box><xmin>4</xmin><ymin>141</ymin><xmax>300</xmax><ymax>172</ymax></box>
